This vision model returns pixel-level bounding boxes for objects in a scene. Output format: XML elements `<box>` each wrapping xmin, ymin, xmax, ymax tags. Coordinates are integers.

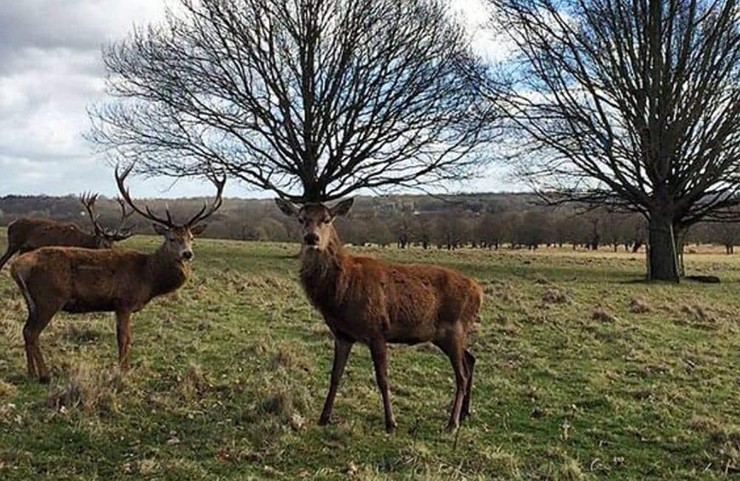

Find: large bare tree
<box><xmin>89</xmin><ymin>0</ymin><xmax>491</xmax><ymax>203</ymax></box>
<box><xmin>486</xmin><ymin>0</ymin><xmax>740</xmax><ymax>282</ymax></box>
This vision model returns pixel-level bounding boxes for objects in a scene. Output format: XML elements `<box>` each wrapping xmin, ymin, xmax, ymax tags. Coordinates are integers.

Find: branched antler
<box><xmin>115</xmin><ymin>164</ymin><xmax>226</xmax><ymax>227</ymax></box>
<box><xmin>79</xmin><ymin>192</ymin><xmax>104</xmax><ymax>235</ymax></box>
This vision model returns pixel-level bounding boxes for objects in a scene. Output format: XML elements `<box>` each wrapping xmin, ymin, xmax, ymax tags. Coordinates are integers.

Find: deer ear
<box><xmin>275</xmin><ymin>198</ymin><xmax>298</xmax><ymax>217</ymax></box>
<box><xmin>153</xmin><ymin>223</ymin><xmax>169</xmax><ymax>236</ymax></box>
<box><xmin>190</xmin><ymin>224</ymin><xmax>207</xmax><ymax>236</ymax></box>
<box><xmin>330</xmin><ymin>198</ymin><xmax>354</xmax><ymax>218</ymax></box>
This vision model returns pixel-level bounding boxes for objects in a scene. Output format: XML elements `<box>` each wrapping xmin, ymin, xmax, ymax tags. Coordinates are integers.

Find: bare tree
<box><xmin>487</xmin><ymin>0</ymin><xmax>740</xmax><ymax>282</ymax></box>
<box><xmin>90</xmin><ymin>0</ymin><xmax>491</xmax><ymax>203</ymax></box>
<box><xmin>708</xmin><ymin>221</ymin><xmax>740</xmax><ymax>254</ymax></box>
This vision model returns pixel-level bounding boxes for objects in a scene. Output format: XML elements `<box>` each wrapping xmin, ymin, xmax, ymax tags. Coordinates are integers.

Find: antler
<box><xmin>115</xmin><ymin>164</ymin><xmax>226</xmax><ymax>228</ymax></box>
<box><xmin>184</xmin><ymin>171</ymin><xmax>226</xmax><ymax>227</ymax></box>
<box><xmin>115</xmin><ymin>164</ymin><xmax>178</xmax><ymax>228</ymax></box>
<box><xmin>79</xmin><ymin>192</ymin><xmax>104</xmax><ymax>235</ymax></box>
<box><xmin>109</xmin><ymin>197</ymin><xmax>136</xmax><ymax>240</ymax></box>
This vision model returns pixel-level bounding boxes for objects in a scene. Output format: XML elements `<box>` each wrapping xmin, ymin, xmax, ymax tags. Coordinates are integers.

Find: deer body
<box><xmin>277</xmin><ymin>199</ymin><xmax>483</xmax><ymax>432</ymax></box>
<box><xmin>0</xmin><ymin>219</ymin><xmax>101</xmax><ymax>271</ymax></box>
<box><xmin>0</xmin><ymin>194</ymin><xmax>134</xmax><ymax>271</ymax></box>
<box><xmin>10</xmin><ymin>165</ymin><xmax>223</xmax><ymax>383</ymax></box>
<box><xmin>301</xmin><ymin>239</ymin><xmax>480</xmax><ymax>346</ymax></box>
<box><xmin>13</xmin><ymin>246</ymin><xmax>189</xmax><ymax>315</ymax></box>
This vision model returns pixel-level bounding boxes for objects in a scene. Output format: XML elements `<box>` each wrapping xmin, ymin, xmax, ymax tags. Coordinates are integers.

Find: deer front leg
<box><xmin>369</xmin><ymin>338</ymin><xmax>397</xmax><ymax>433</ymax></box>
<box><xmin>115</xmin><ymin>310</ymin><xmax>133</xmax><ymax>371</ymax></box>
<box><xmin>461</xmin><ymin>349</ymin><xmax>476</xmax><ymax>421</ymax></box>
<box><xmin>319</xmin><ymin>337</ymin><xmax>353</xmax><ymax>426</ymax></box>
<box><xmin>446</xmin><ymin>342</ymin><xmax>468</xmax><ymax>432</ymax></box>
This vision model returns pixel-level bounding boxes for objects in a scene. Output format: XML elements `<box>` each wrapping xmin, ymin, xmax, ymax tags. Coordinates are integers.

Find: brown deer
<box><xmin>10</xmin><ymin>165</ymin><xmax>224</xmax><ymax>383</ymax></box>
<box><xmin>275</xmin><ymin>198</ymin><xmax>483</xmax><ymax>432</ymax></box>
<box><xmin>0</xmin><ymin>193</ymin><xmax>134</xmax><ymax>271</ymax></box>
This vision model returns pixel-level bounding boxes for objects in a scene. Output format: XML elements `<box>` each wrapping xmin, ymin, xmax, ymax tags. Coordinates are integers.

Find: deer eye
<box><xmin>321</xmin><ymin>217</ymin><xmax>331</xmax><ymax>224</ymax></box>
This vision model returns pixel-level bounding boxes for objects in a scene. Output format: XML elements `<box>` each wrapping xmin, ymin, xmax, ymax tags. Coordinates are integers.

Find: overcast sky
<box><xmin>0</xmin><ymin>0</ymin><xmax>515</xmax><ymax>199</ymax></box>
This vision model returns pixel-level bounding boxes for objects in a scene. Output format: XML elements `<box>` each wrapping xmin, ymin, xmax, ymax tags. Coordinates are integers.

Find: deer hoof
<box><xmin>318</xmin><ymin>415</ymin><xmax>331</xmax><ymax>426</ymax></box>
<box><xmin>446</xmin><ymin>421</ymin><xmax>459</xmax><ymax>432</ymax></box>
<box><xmin>385</xmin><ymin>421</ymin><xmax>398</xmax><ymax>434</ymax></box>
<box><xmin>38</xmin><ymin>374</ymin><xmax>51</xmax><ymax>385</ymax></box>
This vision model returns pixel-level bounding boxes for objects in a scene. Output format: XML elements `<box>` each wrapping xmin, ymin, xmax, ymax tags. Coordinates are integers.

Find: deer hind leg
<box><xmin>14</xmin><ymin>268</ymin><xmax>42</xmax><ymax>381</ymax></box>
<box><xmin>319</xmin><ymin>336</ymin><xmax>354</xmax><ymax>426</ymax></box>
<box><xmin>22</xmin><ymin>318</ymin><xmax>38</xmax><ymax>379</ymax></box>
<box><xmin>22</xmin><ymin>303</ymin><xmax>58</xmax><ymax>384</ymax></box>
<box><xmin>369</xmin><ymin>338</ymin><xmax>397</xmax><ymax>433</ymax></box>
<box><xmin>461</xmin><ymin>349</ymin><xmax>476</xmax><ymax>421</ymax></box>
<box><xmin>435</xmin><ymin>336</ymin><xmax>469</xmax><ymax>431</ymax></box>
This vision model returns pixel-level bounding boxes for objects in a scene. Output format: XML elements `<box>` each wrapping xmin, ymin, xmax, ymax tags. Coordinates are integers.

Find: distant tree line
<box><xmin>1</xmin><ymin>193</ymin><xmax>738</xmax><ymax>253</ymax></box>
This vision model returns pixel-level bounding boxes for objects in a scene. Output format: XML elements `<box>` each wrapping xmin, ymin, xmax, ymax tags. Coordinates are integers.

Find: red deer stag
<box><xmin>0</xmin><ymin>193</ymin><xmax>134</xmax><ymax>271</ymax></box>
<box><xmin>10</xmin><ymin>165</ymin><xmax>224</xmax><ymax>383</ymax></box>
<box><xmin>275</xmin><ymin>198</ymin><xmax>483</xmax><ymax>432</ymax></box>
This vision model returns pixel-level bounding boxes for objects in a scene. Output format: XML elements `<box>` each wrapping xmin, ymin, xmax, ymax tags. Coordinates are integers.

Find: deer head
<box><xmin>275</xmin><ymin>198</ymin><xmax>354</xmax><ymax>251</ymax></box>
<box><xmin>115</xmin><ymin>165</ymin><xmax>225</xmax><ymax>261</ymax></box>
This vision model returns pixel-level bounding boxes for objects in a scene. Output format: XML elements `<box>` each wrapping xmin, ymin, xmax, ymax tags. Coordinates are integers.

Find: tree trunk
<box><xmin>647</xmin><ymin>214</ymin><xmax>680</xmax><ymax>283</ymax></box>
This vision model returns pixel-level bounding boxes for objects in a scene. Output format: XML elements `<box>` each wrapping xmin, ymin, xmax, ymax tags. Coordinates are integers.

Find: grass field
<box><xmin>0</xmin><ymin>232</ymin><xmax>738</xmax><ymax>480</ymax></box>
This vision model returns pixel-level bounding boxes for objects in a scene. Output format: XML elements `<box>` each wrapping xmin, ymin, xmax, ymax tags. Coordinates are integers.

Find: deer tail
<box><xmin>11</xmin><ymin>261</ymin><xmax>36</xmax><ymax>318</ymax></box>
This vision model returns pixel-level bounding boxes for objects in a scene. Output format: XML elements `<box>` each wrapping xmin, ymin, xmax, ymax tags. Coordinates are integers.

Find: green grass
<box><xmin>0</xmin><ymin>233</ymin><xmax>738</xmax><ymax>480</ymax></box>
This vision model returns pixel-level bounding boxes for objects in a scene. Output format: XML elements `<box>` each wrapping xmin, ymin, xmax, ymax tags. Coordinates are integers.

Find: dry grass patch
<box><xmin>483</xmin><ymin>280</ymin><xmax>522</xmax><ymax>305</ymax></box>
<box><xmin>61</xmin><ymin>321</ymin><xmax>106</xmax><ymax>344</ymax></box>
<box><xmin>591</xmin><ymin>306</ymin><xmax>618</xmax><ymax>323</ymax></box>
<box><xmin>46</xmin><ymin>363</ymin><xmax>126</xmax><ymax>414</ymax></box>
<box><xmin>691</xmin><ymin>416</ymin><xmax>740</xmax><ymax>474</ymax></box>
<box><xmin>236</xmin><ymin>273</ymin><xmax>298</xmax><ymax>294</ymax></box>
<box><xmin>269</xmin><ymin>342</ymin><xmax>312</xmax><ymax>372</ymax></box>
<box><xmin>0</xmin><ymin>379</ymin><xmax>18</xmax><ymax>398</ymax></box>
<box><xmin>629</xmin><ymin>297</ymin><xmax>651</xmax><ymax>313</ymax></box>
<box><xmin>177</xmin><ymin>363</ymin><xmax>212</xmax><ymax>400</ymax></box>
<box><xmin>542</xmin><ymin>288</ymin><xmax>569</xmax><ymax>305</ymax></box>
<box><xmin>558</xmin><ymin>457</ymin><xmax>586</xmax><ymax>481</ymax></box>
<box><xmin>681</xmin><ymin>303</ymin><xmax>718</xmax><ymax>326</ymax></box>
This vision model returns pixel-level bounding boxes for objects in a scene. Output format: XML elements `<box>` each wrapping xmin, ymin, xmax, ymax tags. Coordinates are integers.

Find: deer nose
<box><xmin>182</xmin><ymin>251</ymin><xmax>194</xmax><ymax>260</ymax></box>
<box><xmin>303</xmin><ymin>233</ymin><xmax>319</xmax><ymax>245</ymax></box>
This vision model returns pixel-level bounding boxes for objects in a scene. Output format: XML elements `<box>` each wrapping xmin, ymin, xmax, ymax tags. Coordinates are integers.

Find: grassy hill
<box><xmin>0</xmin><ymin>233</ymin><xmax>738</xmax><ymax>479</ymax></box>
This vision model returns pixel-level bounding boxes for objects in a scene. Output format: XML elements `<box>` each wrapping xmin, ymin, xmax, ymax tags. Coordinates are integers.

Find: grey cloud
<box><xmin>0</xmin><ymin>0</ymin><xmax>167</xmax><ymax>197</ymax></box>
<box><xmin>0</xmin><ymin>0</ymin><xmax>513</xmax><ymax>199</ymax></box>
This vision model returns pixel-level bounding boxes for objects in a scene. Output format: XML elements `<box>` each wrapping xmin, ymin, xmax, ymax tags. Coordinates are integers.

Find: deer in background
<box><xmin>10</xmin><ymin>165</ymin><xmax>225</xmax><ymax>383</ymax></box>
<box><xmin>0</xmin><ymin>193</ymin><xmax>134</xmax><ymax>271</ymax></box>
<box><xmin>276</xmin><ymin>198</ymin><xmax>483</xmax><ymax>432</ymax></box>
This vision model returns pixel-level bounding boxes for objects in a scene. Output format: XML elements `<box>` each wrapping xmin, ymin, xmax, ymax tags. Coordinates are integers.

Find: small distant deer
<box><xmin>0</xmin><ymin>193</ymin><xmax>134</xmax><ymax>271</ymax></box>
<box><xmin>276</xmin><ymin>198</ymin><xmax>483</xmax><ymax>432</ymax></box>
<box><xmin>10</xmin><ymin>165</ymin><xmax>225</xmax><ymax>383</ymax></box>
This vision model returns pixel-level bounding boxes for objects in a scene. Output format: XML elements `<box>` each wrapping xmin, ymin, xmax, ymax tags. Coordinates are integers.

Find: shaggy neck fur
<box><xmin>300</xmin><ymin>226</ymin><xmax>349</xmax><ymax>312</ymax></box>
<box><xmin>147</xmin><ymin>246</ymin><xmax>190</xmax><ymax>299</ymax></box>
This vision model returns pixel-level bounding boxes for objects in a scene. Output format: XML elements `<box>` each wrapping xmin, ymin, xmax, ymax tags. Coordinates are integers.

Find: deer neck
<box><xmin>299</xmin><ymin>226</ymin><xmax>348</xmax><ymax>305</ymax></box>
<box><xmin>146</xmin><ymin>246</ymin><xmax>191</xmax><ymax>298</ymax></box>
<box><xmin>83</xmin><ymin>234</ymin><xmax>102</xmax><ymax>249</ymax></box>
